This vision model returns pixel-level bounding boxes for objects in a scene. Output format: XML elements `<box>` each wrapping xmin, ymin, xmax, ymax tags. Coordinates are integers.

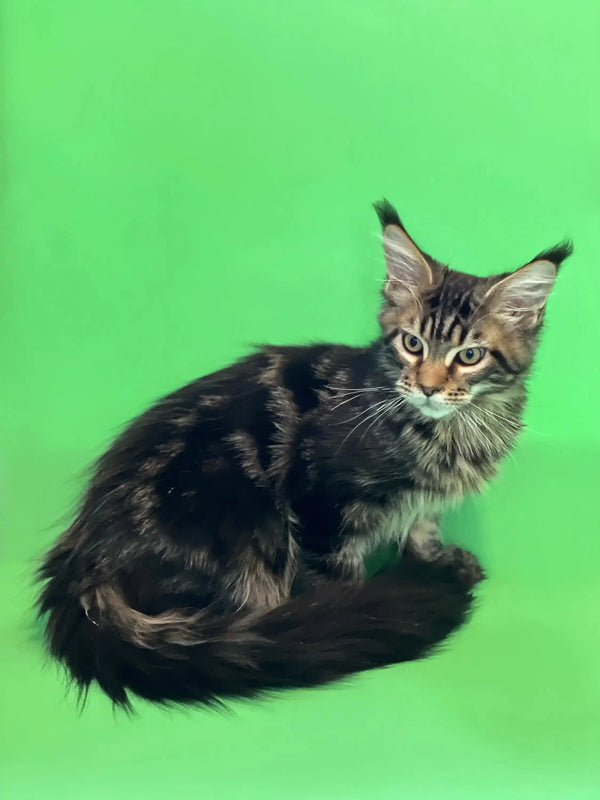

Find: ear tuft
<box><xmin>375</xmin><ymin>202</ymin><xmax>433</xmax><ymax>308</ymax></box>
<box><xmin>373</xmin><ymin>199</ymin><xmax>405</xmax><ymax>230</ymax></box>
<box><xmin>531</xmin><ymin>240</ymin><xmax>573</xmax><ymax>269</ymax></box>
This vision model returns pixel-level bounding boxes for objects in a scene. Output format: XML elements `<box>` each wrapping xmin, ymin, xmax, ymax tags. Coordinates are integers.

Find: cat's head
<box><xmin>375</xmin><ymin>200</ymin><xmax>572</xmax><ymax>420</ymax></box>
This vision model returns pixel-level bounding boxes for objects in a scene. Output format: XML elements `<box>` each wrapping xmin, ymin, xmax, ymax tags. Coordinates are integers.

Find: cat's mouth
<box><xmin>408</xmin><ymin>394</ymin><xmax>455</xmax><ymax>420</ymax></box>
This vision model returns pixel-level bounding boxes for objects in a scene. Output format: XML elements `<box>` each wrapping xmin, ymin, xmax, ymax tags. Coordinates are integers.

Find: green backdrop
<box><xmin>2</xmin><ymin>1</ymin><xmax>599</xmax><ymax>798</ymax></box>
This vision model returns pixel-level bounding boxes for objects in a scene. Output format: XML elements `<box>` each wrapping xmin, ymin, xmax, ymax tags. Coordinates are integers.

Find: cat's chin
<box><xmin>418</xmin><ymin>406</ymin><xmax>454</xmax><ymax>420</ymax></box>
<box><xmin>408</xmin><ymin>397</ymin><xmax>455</xmax><ymax>420</ymax></box>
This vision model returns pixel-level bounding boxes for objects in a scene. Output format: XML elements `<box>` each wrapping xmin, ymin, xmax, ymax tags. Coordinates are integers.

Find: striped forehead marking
<box><xmin>420</xmin><ymin>289</ymin><xmax>473</xmax><ymax>344</ymax></box>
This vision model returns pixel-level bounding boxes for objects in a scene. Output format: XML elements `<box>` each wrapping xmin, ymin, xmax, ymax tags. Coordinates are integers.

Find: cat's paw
<box><xmin>443</xmin><ymin>545</ymin><xmax>485</xmax><ymax>588</ymax></box>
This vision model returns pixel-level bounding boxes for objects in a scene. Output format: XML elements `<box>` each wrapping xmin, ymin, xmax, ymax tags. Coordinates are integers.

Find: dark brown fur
<box><xmin>37</xmin><ymin>201</ymin><xmax>571</xmax><ymax>709</ymax></box>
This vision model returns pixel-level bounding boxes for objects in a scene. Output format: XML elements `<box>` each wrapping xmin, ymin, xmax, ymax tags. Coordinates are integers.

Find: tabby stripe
<box><xmin>434</xmin><ymin>304</ymin><xmax>447</xmax><ymax>338</ymax></box>
<box><xmin>490</xmin><ymin>349</ymin><xmax>520</xmax><ymax>374</ymax></box>
<box><xmin>458</xmin><ymin>294</ymin><xmax>473</xmax><ymax>318</ymax></box>
<box><xmin>421</xmin><ymin>315</ymin><xmax>434</xmax><ymax>338</ymax></box>
<box><xmin>446</xmin><ymin>316</ymin><xmax>462</xmax><ymax>342</ymax></box>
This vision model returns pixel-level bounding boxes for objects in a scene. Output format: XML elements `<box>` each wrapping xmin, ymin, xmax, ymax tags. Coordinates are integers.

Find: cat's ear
<box><xmin>374</xmin><ymin>200</ymin><xmax>433</xmax><ymax>305</ymax></box>
<box><xmin>483</xmin><ymin>243</ymin><xmax>572</xmax><ymax>329</ymax></box>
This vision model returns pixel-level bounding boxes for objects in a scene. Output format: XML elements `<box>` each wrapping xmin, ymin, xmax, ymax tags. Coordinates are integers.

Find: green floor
<box><xmin>2</xmin><ymin>2</ymin><xmax>599</xmax><ymax>798</ymax></box>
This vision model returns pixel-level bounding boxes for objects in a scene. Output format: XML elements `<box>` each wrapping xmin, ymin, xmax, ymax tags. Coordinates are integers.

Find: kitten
<box><xmin>37</xmin><ymin>201</ymin><xmax>571</xmax><ymax>709</ymax></box>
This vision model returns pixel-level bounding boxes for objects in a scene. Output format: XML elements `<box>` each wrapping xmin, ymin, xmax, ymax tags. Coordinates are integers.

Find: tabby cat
<box><xmin>37</xmin><ymin>201</ymin><xmax>571</xmax><ymax>708</ymax></box>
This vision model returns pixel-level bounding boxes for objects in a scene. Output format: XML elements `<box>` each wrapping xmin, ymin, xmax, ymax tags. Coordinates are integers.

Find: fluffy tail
<box><xmin>37</xmin><ymin>556</ymin><xmax>475</xmax><ymax>709</ymax></box>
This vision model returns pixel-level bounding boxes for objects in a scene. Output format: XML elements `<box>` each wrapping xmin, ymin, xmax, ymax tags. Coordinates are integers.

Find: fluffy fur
<box><xmin>37</xmin><ymin>201</ymin><xmax>571</xmax><ymax>709</ymax></box>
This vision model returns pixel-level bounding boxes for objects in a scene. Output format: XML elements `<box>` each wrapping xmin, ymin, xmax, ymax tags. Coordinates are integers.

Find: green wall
<box><xmin>1</xmin><ymin>2</ymin><xmax>598</xmax><ymax>798</ymax></box>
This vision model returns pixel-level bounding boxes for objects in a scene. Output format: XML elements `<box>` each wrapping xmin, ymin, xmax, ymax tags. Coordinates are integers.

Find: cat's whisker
<box><xmin>327</xmin><ymin>387</ymin><xmax>397</xmax><ymax>413</ymax></box>
<box><xmin>472</xmin><ymin>408</ymin><xmax>521</xmax><ymax>447</ymax></box>
<box><xmin>333</xmin><ymin>400</ymin><xmax>389</xmax><ymax>425</ymax></box>
<box><xmin>335</xmin><ymin>398</ymin><xmax>396</xmax><ymax>426</ymax></box>
<box><xmin>468</xmin><ymin>415</ymin><xmax>500</xmax><ymax>453</ymax></box>
<box><xmin>473</xmin><ymin>403</ymin><xmax>521</xmax><ymax>430</ymax></box>
<box><xmin>362</xmin><ymin>395</ymin><xmax>407</xmax><ymax>436</ymax></box>
<box><xmin>452</xmin><ymin>412</ymin><xmax>481</xmax><ymax>459</ymax></box>
<box><xmin>335</xmin><ymin>396</ymin><xmax>405</xmax><ymax>454</ymax></box>
<box><xmin>359</xmin><ymin>396</ymin><xmax>407</xmax><ymax>442</ymax></box>
<box><xmin>326</xmin><ymin>385</ymin><xmax>395</xmax><ymax>396</ymax></box>
<box><xmin>458</xmin><ymin>406</ymin><xmax>519</xmax><ymax>464</ymax></box>
<box><xmin>329</xmin><ymin>392</ymin><xmax>394</xmax><ymax>414</ymax></box>
<box><xmin>329</xmin><ymin>394</ymin><xmax>372</xmax><ymax>413</ymax></box>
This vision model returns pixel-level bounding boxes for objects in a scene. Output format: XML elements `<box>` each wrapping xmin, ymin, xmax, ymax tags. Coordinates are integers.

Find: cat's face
<box><xmin>375</xmin><ymin>201</ymin><xmax>571</xmax><ymax>420</ymax></box>
<box><xmin>388</xmin><ymin>271</ymin><xmax>531</xmax><ymax>419</ymax></box>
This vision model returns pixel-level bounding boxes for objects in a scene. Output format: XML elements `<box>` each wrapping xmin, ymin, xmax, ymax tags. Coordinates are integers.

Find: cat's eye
<box><xmin>456</xmin><ymin>346</ymin><xmax>486</xmax><ymax>366</ymax></box>
<box><xmin>402</xmin><ymin>333</ymin><xmax>424</xmax><ymax>355</ymax></box>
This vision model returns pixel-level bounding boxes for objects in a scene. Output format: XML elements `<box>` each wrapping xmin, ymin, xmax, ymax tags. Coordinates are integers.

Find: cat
<box><xmin>37</xmin><ymin>200</ymin><xmax>571</xmax><ymax>709</ymax></box>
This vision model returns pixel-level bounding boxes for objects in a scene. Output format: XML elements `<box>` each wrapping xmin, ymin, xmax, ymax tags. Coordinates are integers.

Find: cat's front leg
<box><xmin>405</xmin><ymin>515</ymin><xmax>444</xmax><ymax>560</ymax></box>
<box><xmin>298</xmin><ymin>536</ymin><xmax>368</xmax><ymax>591</ymax></box>
<box><xmin>305</xmin><ymin>541</ymin><xmax>367</xmax><ymax>586</ymax></box>
<box><xmin>406</xmin><ymin>516</ymin><xmax>484</xmax><ymax>587</ymax></box>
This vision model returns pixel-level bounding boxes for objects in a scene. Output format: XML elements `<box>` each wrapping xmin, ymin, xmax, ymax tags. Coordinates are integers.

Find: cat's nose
<box><xmin>419</xmin><ymin>384</ymin><xmax>441</xmax><ymax>397</ymax></box>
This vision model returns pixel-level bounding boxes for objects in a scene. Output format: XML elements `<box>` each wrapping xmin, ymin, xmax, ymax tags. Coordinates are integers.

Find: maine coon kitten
<box><xmin>37</xmin><ymin>201</ymin><xmax>571</xmax><ymax>708</ymax></box>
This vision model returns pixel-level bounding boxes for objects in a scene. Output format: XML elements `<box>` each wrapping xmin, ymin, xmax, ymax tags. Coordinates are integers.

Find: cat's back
<box><xmin>85</xmin><ymin>351</ymin><xmax>278</xmax><ymax>505</ymax></box>
<box><xmin>71</xmin><ymin>346</ymin><xmax>343</xmax><ymax>544</ymax></box>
